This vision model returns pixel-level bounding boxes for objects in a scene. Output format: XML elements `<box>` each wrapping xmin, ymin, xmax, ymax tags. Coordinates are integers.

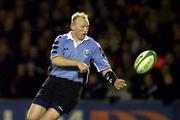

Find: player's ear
<box><xmin>70</xmin><ymin>24</ymin><xmax>75</xmax><ymax>30</ymax></box>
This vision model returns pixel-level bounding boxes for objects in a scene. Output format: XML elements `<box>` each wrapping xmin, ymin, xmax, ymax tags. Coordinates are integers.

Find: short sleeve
<box><xmin>91</xmin><ymin>43</ymin><xmax>111</xmax><ymax>72</ymax></box>
<box><xmin>50</xmin><ymin>35</ymin><xmax>64</xmax><ymax>59</ymax></box>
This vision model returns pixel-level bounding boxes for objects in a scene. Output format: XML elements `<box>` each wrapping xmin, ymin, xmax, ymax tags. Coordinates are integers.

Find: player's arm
<box><xmin>51</xmin><ymin>56</ymin><xmax>80</xmax><ymax>67</ymax></box>
<box><xmin>101</xmin><ymin>68</ymin><xmax>127</xmax><ymax>90</ymax></box>
<box><xmin>50</xmin><ymin>35</ymin><xmax>88</xmax><ymax>73</ymax></box>
<box><xmin>51</xmin><ymin>56</ymin><xmax>89</xmax><ymax>73</ymax></box>
<box><xmin>91</xmin><ymin>41</ymin><xmax>127</xmax><ymax>89</ymax></box>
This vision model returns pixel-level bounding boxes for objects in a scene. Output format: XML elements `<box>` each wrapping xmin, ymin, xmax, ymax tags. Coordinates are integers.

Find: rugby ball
<box><xmin>134</xmin><ymin>50</ymin><xmax>157</xmax><ymax>74</ymax></box>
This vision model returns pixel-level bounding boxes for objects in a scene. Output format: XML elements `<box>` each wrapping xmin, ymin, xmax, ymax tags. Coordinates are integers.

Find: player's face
<box><xmin>71</xmin><ymin>17</ymin><xmax>89</xmax><ymax>41</ymax></box>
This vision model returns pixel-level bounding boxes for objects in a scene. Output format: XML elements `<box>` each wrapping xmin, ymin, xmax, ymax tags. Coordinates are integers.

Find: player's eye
<box><xmin>86</xmin><ymin>26</ymin><xmax>89</xmax><ymax>29</ymax></box>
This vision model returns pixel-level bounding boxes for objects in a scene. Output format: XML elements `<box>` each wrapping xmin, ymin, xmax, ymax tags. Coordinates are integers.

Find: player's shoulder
<box><xmin>87</xmin><ymin>36</ymin><xmax>100</xmax><ymax>46</ymax></box>
<box><xmin>54</xmin><ymin>33</ymin><xmax>69</xmax><ymax>42</ymax></box>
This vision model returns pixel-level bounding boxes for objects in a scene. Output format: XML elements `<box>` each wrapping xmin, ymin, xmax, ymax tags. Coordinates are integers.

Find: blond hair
<box><xmin>71</xmin><ymin>12</ymin><xmax>89</xmax><ymax>24</ymax></box>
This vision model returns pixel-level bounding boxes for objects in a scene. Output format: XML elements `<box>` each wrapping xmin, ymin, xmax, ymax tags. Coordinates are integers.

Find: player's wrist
<box><xmin>75</xmin><ymin>60</ymin><xmax>81</xmax><ymax>67</ymax></box>
<box><xmin>75</xmin><ymin>61</ymin><xmax>85</xmax><ymax>69</ymax></box>
<box><xmin>104</xmin><ymin>71</ymin><xmax>117</xmax><ymax>84</ymax></box>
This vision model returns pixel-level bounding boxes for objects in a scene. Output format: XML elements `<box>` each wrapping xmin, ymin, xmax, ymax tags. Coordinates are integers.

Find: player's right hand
<box><xmin>77</xmin><ymin>61</ymin><xmax>89</xmax><ymax>73</ymax></box>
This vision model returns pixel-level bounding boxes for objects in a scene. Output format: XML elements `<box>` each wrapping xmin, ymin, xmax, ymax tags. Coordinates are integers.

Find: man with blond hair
<box><xmin>26</xmin><ymin>12</ymin><xmax>127</xmax><ymax>120</ymax></box>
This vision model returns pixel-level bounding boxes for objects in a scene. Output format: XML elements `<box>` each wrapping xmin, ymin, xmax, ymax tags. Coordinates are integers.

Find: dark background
<box><xmin>0</xmin><ymin>0</ymin><xmax>179</xmax><ymax>105</ymax></box>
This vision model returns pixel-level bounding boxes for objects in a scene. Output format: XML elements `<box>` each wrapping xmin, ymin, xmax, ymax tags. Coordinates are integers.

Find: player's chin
<box><xmin>79</xmin><ymin>36</ymin><xmax>85</xmax><ymax>40</ymax></box>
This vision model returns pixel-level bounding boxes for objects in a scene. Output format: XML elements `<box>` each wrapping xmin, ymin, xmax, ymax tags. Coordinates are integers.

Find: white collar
<box><xmin>67</xmin><ymin>31</ymin><xmax>89</xmax><ymax>41</ymax></box>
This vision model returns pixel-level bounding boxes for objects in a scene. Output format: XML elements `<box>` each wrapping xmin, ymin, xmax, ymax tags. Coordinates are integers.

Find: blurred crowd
<box><xmin>0</xmin><ymin>0</ymin><xmax>179</xmax><ymax>105</ymax></box>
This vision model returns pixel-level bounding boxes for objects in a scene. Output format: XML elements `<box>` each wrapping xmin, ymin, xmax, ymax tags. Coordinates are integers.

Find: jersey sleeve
<box><xmin>91</xmin><ymin>42</ymin><xmax>111</xmax><ymax>72</ymax></box>
<box><xmin>50</xmin><ymin>35</ymin><xmax>64</xmax><ymax>59</ymax></box>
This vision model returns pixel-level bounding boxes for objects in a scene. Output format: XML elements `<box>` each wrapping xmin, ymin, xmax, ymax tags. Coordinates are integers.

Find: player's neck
<box><xmin>71</xmin><ymin>32</ymin><xmax>82</xmax><ymax>44</ymax></box>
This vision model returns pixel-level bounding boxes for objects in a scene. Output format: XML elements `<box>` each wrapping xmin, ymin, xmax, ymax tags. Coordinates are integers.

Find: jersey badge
<box><xmin>83</xmin><ymin>49</ymin><xmax>89</xmax><ymax>56</ymax></box>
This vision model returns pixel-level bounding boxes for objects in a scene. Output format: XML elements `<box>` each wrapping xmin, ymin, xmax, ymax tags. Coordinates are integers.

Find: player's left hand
<box><xmin>114</xmin><ymin>79</ymin><xmax>127</xmax><ymax>90</ymax></box>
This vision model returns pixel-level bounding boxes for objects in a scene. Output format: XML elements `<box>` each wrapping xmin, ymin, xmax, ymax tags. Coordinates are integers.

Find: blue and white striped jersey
<box><xmin>50</xmin><ymin>31</ymin><xmax>111</xmax><ymax>83</ymax></box>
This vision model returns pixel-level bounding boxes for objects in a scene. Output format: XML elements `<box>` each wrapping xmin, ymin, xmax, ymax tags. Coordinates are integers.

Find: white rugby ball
<box><xmin>134</xmin><ymin>50</ymin><xmax>157</xmax><ymax>74</ymax></box>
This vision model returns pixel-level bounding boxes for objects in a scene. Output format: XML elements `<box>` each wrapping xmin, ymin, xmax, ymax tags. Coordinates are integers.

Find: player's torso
<box><xmin>63</xmin><ymin>39</ymin><xmax>94</xmax><ymax>65</ymax></box>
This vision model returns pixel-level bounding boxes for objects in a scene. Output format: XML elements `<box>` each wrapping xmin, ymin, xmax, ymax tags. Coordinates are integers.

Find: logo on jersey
<box><xmin>83</xmin><ymin>49</ymin><xmax>89</xmax><ymax>56</ymax></box>
<box><xmin>63</xmin><ymin>48</ymin><xmax>68</xmax><ymax>50</ymax></box>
